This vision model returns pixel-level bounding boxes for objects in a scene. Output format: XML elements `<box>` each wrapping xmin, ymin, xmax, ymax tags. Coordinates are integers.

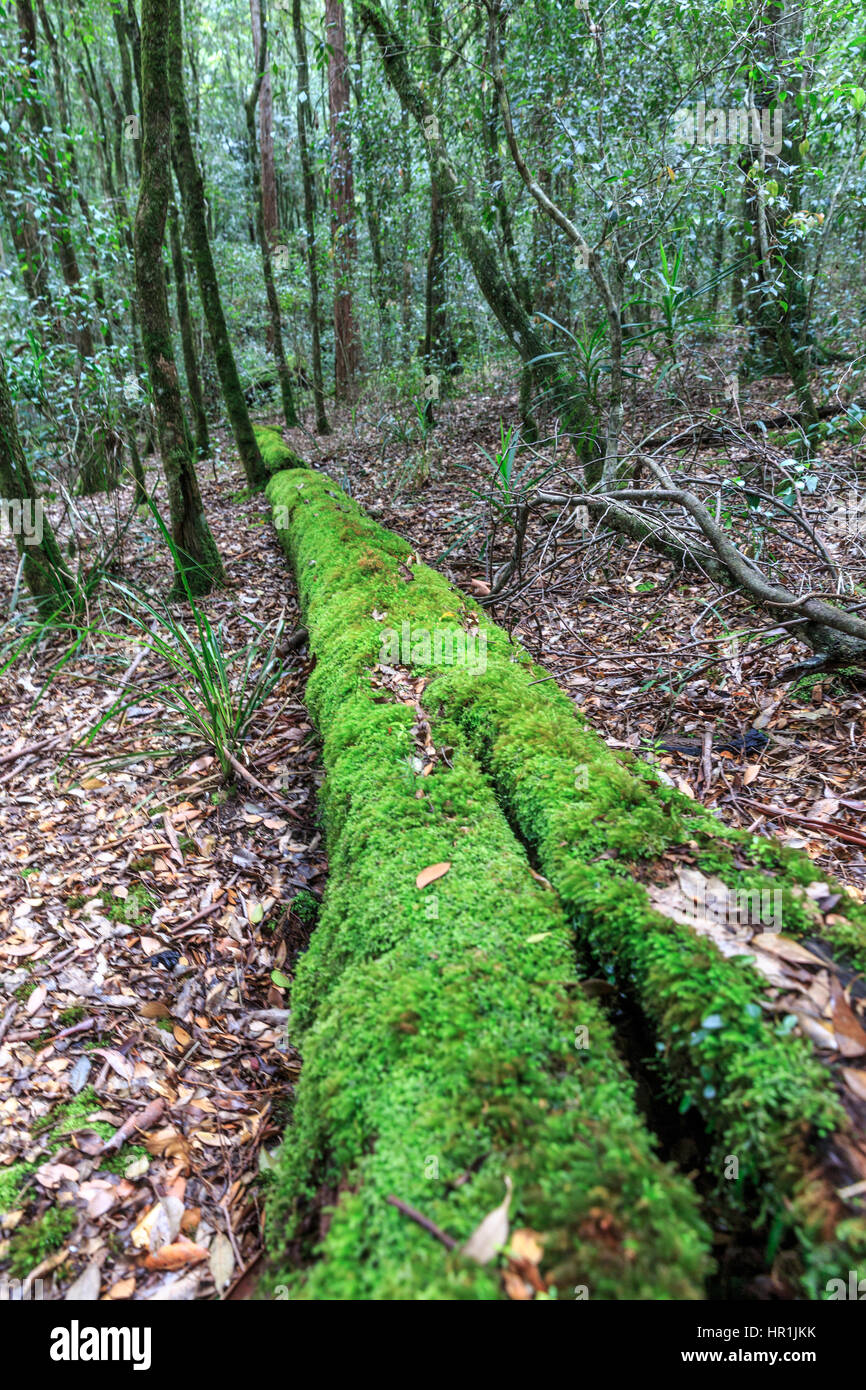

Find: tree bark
<box><xmin>249</xmin><ymin>0</ymin><xmax>278</xmax><ymax>247</ymax></box>
<box><xmin>134</xmin><ymin>0</ymin><xmax>224</xmax><ymax>597</ymax></box>
<box><xmin>246</xmin><ymin>0</ymin><xmax>298</xmax><ymax>429</ymax></box>
<box><xmin>168</xmin><ymin>199</ymin><xmax>211</xmax><ymax>459</ymax></box>
<box><xmin>326</xmin><ymin>0</ymin><xmax>359</xmax><ymax>400</ymax></box>
<box><xmin>166</xmin><ymin>0</ymin><xmax>266</xmax><ymax>488</ymax></box>
<box><xmin>292</xmin><ymin>0</ymin><xmax>330</xmax><ymax>434</ymax></box>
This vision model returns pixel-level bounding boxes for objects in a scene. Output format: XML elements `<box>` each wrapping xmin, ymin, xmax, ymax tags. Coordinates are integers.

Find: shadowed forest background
<box><xmin>2</xmin><ymin>0</ymin><xmax>866</xmax><ymax>1308</ymax></box>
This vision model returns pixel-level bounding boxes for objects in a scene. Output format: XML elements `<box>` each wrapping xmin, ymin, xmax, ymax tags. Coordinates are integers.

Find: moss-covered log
<box><xmin>254</xmin><ymin>425</ymin><xmax>306</xmax><ymax>474</ymax></box>
<box><xmin>266</xmin><ymin>462</ymin><xmax>866</xmax><ymax>1299</ymax></box>
<box><xmin>265</xmin><ymin>467</ymin><xmax>711</xmax><ymax>1300</ymax></box>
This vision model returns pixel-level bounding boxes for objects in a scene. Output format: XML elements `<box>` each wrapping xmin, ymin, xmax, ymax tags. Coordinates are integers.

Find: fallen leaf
<box><xmin>209</xmin><ymin>1232</ymin><xmax>235</xmax><ymax>1291</ymax></box>
<box><xmin>35</xmin><ymin>1163</ymin><xmax>79</xmax><ymax>1189</ymax></box>
<box><xmin>64</xmin><ymin>1261</ymin><xmax>101</xmax><ymax>1301</ymax></box>
<box><xmin>103</xmin><ymin>1276</ymin><xmax>136</xmax><ymax>1301</ymax></box>
<box><xmin>415</xmin><ymin>862</ymin><xmax>450</xmax><ymax>890</ymax></box>
<box><xmin>832</xmin><ymin>982</ymin><xmax>866</xmax><ymax>1057</ymax></box>
<box><xmin>93</xmin><ymin>1048</ymin><xmax>135</xmax><ymax>1084</ymax></box>
<box><xmin>462</xmin><ymin>1176</ymin><xmax>512</xmax><ymax>1264</ymax></box>
<box><xmin>143</xmin><ymin>1239</ymin><xmax>209</xmax><ymax>1271</ymax></box>
<box><xmin>509</xmin><ymin>1228</ymin><xmax>545</xmax><ymax>1264</ymax></box>
<box><xmin>841</xmin><ymin>1068</ymin><xmax>866</xmax><ymax>1104</ymax></box>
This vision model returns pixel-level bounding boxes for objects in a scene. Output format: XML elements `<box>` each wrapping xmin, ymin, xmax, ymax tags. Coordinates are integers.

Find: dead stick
<box><xmin>170</xmin><ymin>899</ymin><xmax>224</xmax><ymax>936</ymax></box>
<box><xmin>386</xmin><ymin>1195</ymin><xmax>457</xmax><ymax>1251</ymax></box>
<box><xmin>225</xmin><ymin>750</ymin><xmax>301</xmax><ymax>819</ymax></box>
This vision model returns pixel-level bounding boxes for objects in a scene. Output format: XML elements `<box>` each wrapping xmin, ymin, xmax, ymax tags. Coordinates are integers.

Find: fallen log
<box><xmin>265</xmin><ymin>461</ymin><xmax>866</xmax><ymax>1300</ymax></box>
<box><xmin>263</xmin><ymin>468</ymin><xmax>710</xmax><ymax>1300</ymax></box>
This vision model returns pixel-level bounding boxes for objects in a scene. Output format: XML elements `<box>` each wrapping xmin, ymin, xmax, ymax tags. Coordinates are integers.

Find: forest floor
<box><xmin>0</xmin><ymin>352</ymin><xmax>864</xmax><ymax>1298</ymax></box>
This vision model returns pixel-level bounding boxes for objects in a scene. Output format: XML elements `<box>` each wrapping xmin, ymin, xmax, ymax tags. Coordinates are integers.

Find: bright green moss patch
<box><xmin>6</xmin><ymin>1207</ymin><xmax>77</xmax><ymax>1279</ymax></box>
<box><xmin>264</xmin><ymin>468</ymin><xmax>711</xmax><ymax>1300</ymax></box>
<box><xmin>266</xmin><ymin>465</ymin><xmax>866</xmax><ymax>1298</ymax></box>
<box><xmin>0</xmin><ymin>1163</ymin><xmax>34</xmax><ymax>1216</ymax></box>
<box><xmin>254</xmin><ymin>425</ymin><xmax>306</xmax><ymax>474</ymax></box>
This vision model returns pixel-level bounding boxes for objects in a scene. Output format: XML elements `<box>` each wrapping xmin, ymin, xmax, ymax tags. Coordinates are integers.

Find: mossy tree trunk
<box><xmin>134</xmin><ymin>0</ymin><xmax>224</xmax><ymax>597</ymax></box>
<box><xmin>292</xmin><ymin>0</ymin><xmax>330</xmax><ymax>435</ymax></box>
<box><xmin>166</xmin><ymin>0</ymin><xmax>266</xmax><ymax>488</ymax></box>
<box><xmin>168</xmin><ymin>198</ymin><xmax>211</xmax><ymax>459</ymax></box>
<box><xmin>0</xmin><ymin>351</ymin><xmax>77</xmax><ymax>612</ymax></box>
<box><xmin>245</xmin><ymin>0</ymin><xmax>298</xmax><ymax>431</ymax></box>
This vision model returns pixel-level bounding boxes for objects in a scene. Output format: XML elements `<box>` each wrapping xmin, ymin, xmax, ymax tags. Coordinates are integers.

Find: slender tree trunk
<box><xmin>246</xmin><ymin>0</ymin><xmax>298</xmax><ymax>429</ymax></box>
<box><xmin>166</xmin><ymin>0</ymin><xmax>266</xmax><ymax>487</ymax></box>
<box><xmin>15</xmin><ymin>0</ymin><xmax>95</xmax><ymax>363</ymax></box>
<box><xmin>250</xmin><ymin>0</ymin><xmax>278</xmax><ymax>247</ymax></box>
<box><xmin>420</xmin><ymin>0</ymin><xmax>446</xmax><ymax>424</ymax></box>
<box><xmin>168</xmin><ymin>199</ymin><xmax>211</xmax><ymax>459</ymax></box>
<box><xmin>325</xmin><ymin>0</ymin><xmax>359</xmax><ymax>399</ymax></box>
<box><xmin>134</xmin><ymin>0</ymin><xmax>224</xmax><ymax>597</ymax></box>
<box><xmin>292</xmin><ymin>0</ymin><xmax>329</xmax><ymax>434</ymax></box>
<box><xmin>351</xmin><ymin>10</ymin><xmax>389</xmax><ymax>365</ymax></box>
<box><xmin>0</xmin><ymin>351</ymin><xmax>76</xmax><ymax>611</ymax></box>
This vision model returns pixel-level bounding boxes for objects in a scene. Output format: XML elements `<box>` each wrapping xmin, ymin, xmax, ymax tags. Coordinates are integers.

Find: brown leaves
<box><xmin>831</xmin><ymin>982</ymin><xmax>866</xmax><ymax>1058</ymax></box>
<box><xmin>143</xmin><ymin>1240</ymin><xmax>209</xmax><ymax>1271</ymax></box>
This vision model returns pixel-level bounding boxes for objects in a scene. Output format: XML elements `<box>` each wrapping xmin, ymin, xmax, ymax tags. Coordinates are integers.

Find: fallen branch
<box><xmin>386</xmin><ymin>1195</ymin><xmax>457</xmax><ymax>1251</ymax></box>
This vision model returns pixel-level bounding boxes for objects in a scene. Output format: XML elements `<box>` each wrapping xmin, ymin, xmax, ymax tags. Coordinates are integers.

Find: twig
<box><xmin>225</xmin><ymin>750</ymin><xmax>302</xmax><ymax>818</ymax></box>
<box><xmin>385</xmin><ymin>1194</ymin><xmax>457</xmax><ymax>1250</ymax></box>
<box><xmin>169</xmin><ymin>899</ymin><xmax>224</xmax><ymax>936</ymax></box>
<box><xmin>0</xmin><ymin>1001</ymin><xmax>19</xmax><ymax>1045</ymax></box>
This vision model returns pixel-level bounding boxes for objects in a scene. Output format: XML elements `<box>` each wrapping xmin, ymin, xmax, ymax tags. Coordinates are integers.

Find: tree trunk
<box><xmin>134</xmin><ymin>0</ymin><xmax>224</xmax><ymax>597</ymax></box>
<box><xmin>246</xmin><ymin>0</ymin><xmax>298</xmax><ymax>429</ymax></box>
<box><xmin>292</xmin><ymin>0</ymin><xmax>330</xmax><ymax>434</ymax></box>
<box><xmin>166</xmin><ymin>0</ymin><xmax>266</xmax><ymax>488</ymax></box>
<box><xmin>0</xmin><ymin>351</ymin><xmax>76</xmax><ymax>612</ymax></box>
<box><xmin>325</xmin><ymin>0</ymin><xmax>359</xmax><ymax>400</ymax></box>
<box><xmin>249</xmin><ymin>0</ymin><xmax>278</xmax><ymax>248</ymax></box>
<box><xmin>168</xmin><ymin>199</ymin><xmax>211</xmax><ymax>459</ymax></box>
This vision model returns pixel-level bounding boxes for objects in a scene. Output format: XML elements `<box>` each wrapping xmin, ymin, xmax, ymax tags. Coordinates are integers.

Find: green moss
<box><xmin>99</xmin><ymin>1145</ymin><xmax>149</xmax><ymax>1176</ymax></box>
<box><xmin>7</xmin><ymin>1207</ymin><xmax>77</xmax><ymax>1279</ymax></box>
<box><xmin>101</xmin><ymin>883</ymin><xmax>155</xmax><ymax>926</ymax></box>
<box><xmin>263</xmin><ymin>468</ymin><xmax>712</xmax><ymax>1301</ymax></box>
<box><xmin>0</xmin><ymin>1162</ymin><xmax>34</xmax><ymax>1215</ymax></box>
<box><xmin>33</xmin><ymin>1087</ymin><xmax>112</xmax><ymax>1150</ymax></box>
<box><xmin>291</xmin><ymin>890</ymin><xmax>318</xmax><ymax>927</ymax></box>
<box><xmin>58</xmin><ymin>1007</ymin><xmax>85</xmax><ymax>1027</ymax></box>
<box><xmin>266</xmin><ymin>464</ymin><xmax>866</xmax><ymax>1298</ymax></box>
<box><xmin>254</xmin><ymin>425</ymin><xmax>306</xmax><ymax>475</ymax></box>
